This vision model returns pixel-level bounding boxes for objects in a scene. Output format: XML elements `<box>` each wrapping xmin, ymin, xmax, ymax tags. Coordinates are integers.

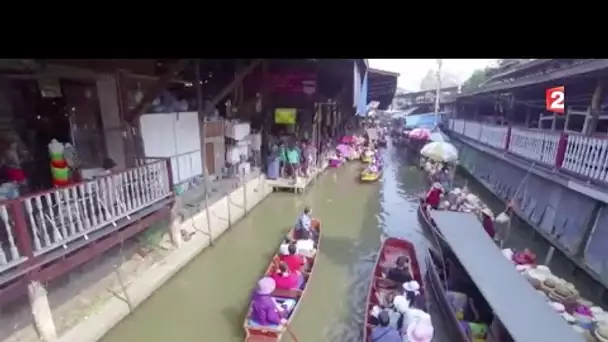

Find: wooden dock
<box><xmin>265</xmin><ymin>161</ymin><xmax>329</xmax><ymax>194</ymax></box>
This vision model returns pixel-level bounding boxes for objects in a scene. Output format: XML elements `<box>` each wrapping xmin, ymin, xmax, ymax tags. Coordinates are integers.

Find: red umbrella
<box><xmin>409</xmin><ymin>128</ymin><xmax>431</xmax><ymax>140</ymax></box>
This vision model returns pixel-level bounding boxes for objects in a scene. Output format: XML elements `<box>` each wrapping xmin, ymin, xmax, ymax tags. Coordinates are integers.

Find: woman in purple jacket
<box><xmin>250</xmin><ymin>277</ymin><xmax>286</xmax><ymax>326</ymax></box>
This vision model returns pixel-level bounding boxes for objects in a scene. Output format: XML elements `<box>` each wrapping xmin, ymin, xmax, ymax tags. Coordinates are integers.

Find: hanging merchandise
<box><xmin>48</xmin><ymin>139</ymin><xmax>70</xmax><ymax>187</ymax></box>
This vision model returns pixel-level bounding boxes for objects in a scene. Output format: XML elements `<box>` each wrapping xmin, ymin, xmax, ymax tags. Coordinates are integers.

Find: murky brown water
<box><xmin>101</xmin><ymin>141</ymin><xmax>592</xmax><ymax>342</ymax></box>
<box><xmin>100</xmin><ymin>143</ymin><xmax>436</xmax><ymax>342</ymax></box>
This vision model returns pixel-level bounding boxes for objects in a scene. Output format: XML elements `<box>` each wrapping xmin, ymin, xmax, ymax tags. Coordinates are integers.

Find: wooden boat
<box><xmin>243</xmin><ymin>220</ymin><xmax>321</xmax><ymax>342</ymax></box>
<box><xmin>363</xmin><ymin>237</ymin><xmax>424</xmax><ymax>342</ymax></box>
<box><xmin>361</xmin><ymin>154</ymin><xmax>373</xmax><ymax>164</ymax></box>
<box><xmin>424</xmin><ymin>212</ymin><xmax>585</xmax><ymax>342</ymax></box>
<box><xmin>360</xmin><ymin>169</ymin><xmax>380</xmax><ymax>182</ymax></box>
<box><xmin>417</xmin><ymin>199</ymin><xmax>445</xmax><ymax>249</ymax></box>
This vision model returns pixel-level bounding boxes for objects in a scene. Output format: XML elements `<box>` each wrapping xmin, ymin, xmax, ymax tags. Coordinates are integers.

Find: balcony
<box><xmin>0</xmin><ymin>158</ymin><xmax>173</xmax><ymax>293</ymax></box>
<box><xmin>448</xmin><ymin>118</ymin><xmax>608</xmax><ymax>186</ymax></box>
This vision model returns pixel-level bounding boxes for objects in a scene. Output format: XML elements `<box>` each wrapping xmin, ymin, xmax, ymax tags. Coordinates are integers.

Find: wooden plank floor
<box><xmin>265</xmin><ymin>162</ymin><xmax>328</xmax><ymax>194</ymax></box>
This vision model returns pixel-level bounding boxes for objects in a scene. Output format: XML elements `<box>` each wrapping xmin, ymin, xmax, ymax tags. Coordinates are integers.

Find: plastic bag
<box><xmin>496</xmin><ymin>212</ymin><xmax>510</xmax><ymax>223</ymax></box>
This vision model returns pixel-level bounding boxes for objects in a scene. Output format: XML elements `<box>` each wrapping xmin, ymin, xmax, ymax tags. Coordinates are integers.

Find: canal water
<box><xmin>100</xmin><ymin>141</ymin><xmax>591</xmax><ymax>342</ymax></box>
<box><xmin>100</xmin><ymin>143</ymin><xmax>443</xmax><ymax>342</ymax></box>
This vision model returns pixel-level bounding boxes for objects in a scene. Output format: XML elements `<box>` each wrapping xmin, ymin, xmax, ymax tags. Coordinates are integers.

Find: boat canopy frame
<box><xmin>429</xmin><ymin>210</ymin><xmax>585</xmax><ymax>342</ymax></box>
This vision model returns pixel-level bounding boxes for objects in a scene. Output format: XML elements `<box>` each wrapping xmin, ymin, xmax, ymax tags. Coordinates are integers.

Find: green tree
<box><xmin>462</xmin><ymin>69</ymin><xmax>490</xmax><ymax>92</ymax></box>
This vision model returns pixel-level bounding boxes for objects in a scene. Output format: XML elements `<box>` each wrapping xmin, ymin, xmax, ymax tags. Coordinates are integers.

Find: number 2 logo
<box><xmin>546</xmin><ymin>86</ymin><xmax>565</xmax><ymax>114</ymax></box>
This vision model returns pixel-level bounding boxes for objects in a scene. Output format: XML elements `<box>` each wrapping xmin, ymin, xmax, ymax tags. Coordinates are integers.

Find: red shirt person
<box><xmin>279</xmin><ymin>242</ymin><xmax>306</xmax><ymax>273</ymax></box>
<box><xmin>425</xmin><ymin>183</ymin><xmax>444</xmax><ymax>209</ymax></box>
<box><xmin>271</xmin><ymin>263</ymin><xmax>300</xmax><ymax>290</ymax></box>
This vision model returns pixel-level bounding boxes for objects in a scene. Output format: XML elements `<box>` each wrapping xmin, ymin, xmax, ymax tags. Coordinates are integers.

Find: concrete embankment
<box><xmin>55</xmin><ymin>162</ymin><xmax>328</xmax><ymax>342</ymax></box>
<box><xmin>57</xmin><ymin>175</ymin><xmax>274</xmax><ymax>342</ymax></box>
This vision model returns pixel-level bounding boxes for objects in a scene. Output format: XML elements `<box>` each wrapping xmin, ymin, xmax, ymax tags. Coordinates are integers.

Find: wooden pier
<box><xmin>265</xmin><ymin>161</ymin><xmax>329</xmax><ymax>194</ymax></box>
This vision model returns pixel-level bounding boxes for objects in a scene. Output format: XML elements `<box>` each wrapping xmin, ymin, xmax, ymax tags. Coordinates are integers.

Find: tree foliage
<box><xmin>462</xmin><ymin>69</ymin><xmax>491</xmax><ymax>92</ymax></box>
<box><xmin>420</xmin><ymin>69</ymin><xmax>460</xmax><ymax>91</ymax></box>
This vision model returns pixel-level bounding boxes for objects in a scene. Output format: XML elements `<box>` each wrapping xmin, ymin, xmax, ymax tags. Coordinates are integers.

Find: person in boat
<box><xmin>385</xmin><ymin>255</ymin><xmax>413</xmax><ymax>288</ymax></box>
<box><xmin>425</xmin><ymin>182</ymin><xmax>444</xmax><ymax>210</ymax></box>
<box><xmin>402</xmin><ymin>280</ymin><xmax>421</xmax><ymax>307</ymax></box>
<box><xmin>480</xmin><ymin>207</ymin><xmax>496</xmax><ymax>240</ymax></box>
<box><xmin>370</xmin><ymin>310</ymin><xmax>402</xmax><ymax>342</ymax></box>
<box><xmin>406</xmin><ymin>311</ymin><xmax>434</xmax><ymax>342</ymax></box>
<box><xmin>449</xmin><ymin>275</ymin><xmax>494</xmax><ymax>325</ymax></box>
<box><xmin>367</xmin><ymin>162</ymin><xmax>379</xmax><ymax>174</ymax></box>
<box><xmin>279</xmin><ymin>241</ymin><xmax>306</xmax><ymax>272</ymax></box>
<box><xmin>438</xmin><ymin>164</ymin><xmax>452</xmax><ymax>190</ymax></box>
<box><xmin>371</xmin><ymin>295</ymin><xmax>410</xmax><ymax>334</ymax></box>
<box><xmin>250</xmin><ymin>277</ymin><xmax>287</xmax><ymax>326</ymax></box>
<box><xmin>279</xmin><ymin>237</ymin><xmax>292</xmax><ymax>255</ymax></box>
<box><xmin>271</xmin><ymin>262</ymin><xmax>301</xmax><ymax>290</ymax></box>
<box><xmin>294</xmin><ymin>207</ymin><xmax>316</xmax><ymax>240</ymax></box>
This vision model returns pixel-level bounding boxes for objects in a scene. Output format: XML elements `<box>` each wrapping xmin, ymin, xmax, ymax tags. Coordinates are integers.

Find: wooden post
<box><xmin>524</xmin><ymin>106</ymin><xmax>531</xmax><ymax>127</ymax></box>
<box><xmin>195</xmin><ymin>59</ymin><xmax>214</xmax><ymax>245</ymax></box>
<box><xmin>585</xmin><ymin>79</ymin><xmax>604</xmax><ymax>136</ymax></box>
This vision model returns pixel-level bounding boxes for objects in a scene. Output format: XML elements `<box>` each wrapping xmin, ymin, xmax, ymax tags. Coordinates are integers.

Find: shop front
<box><xmin>0</xmin><ymin>63</ymin><xmax>175</xmax><ymax>303</ymax></box>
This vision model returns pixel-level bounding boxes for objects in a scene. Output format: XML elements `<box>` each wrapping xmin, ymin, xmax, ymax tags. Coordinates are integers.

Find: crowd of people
<box><xmin>266</xmin><ymin>137</ymin><xmax>319</xmax><ymax>181</ymax></box>
<box><xmin>368</xmin><ymin>255</ymin><xmax>434</xmax><ymax>342</ymax></box>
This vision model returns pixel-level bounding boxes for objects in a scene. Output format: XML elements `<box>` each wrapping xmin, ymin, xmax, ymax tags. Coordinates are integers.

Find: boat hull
<box><xmin>361</xmin><ymin>156</ymin><xmax>372</xmax><ymax>164</ymax></box>
<box><xmin>243</xmin><ymin>220</ymin><xmax>322</xmax><ymax>342</ymax></box>
<box><xmin>424</xmin><ymin>250</ymin><xmax>470</xmax><ymax>342</ymax></box>
<box><xmin>417</xmin><ymin>201</ymin><xmax>441</xmax><ymax>239</ymax></box>
<box><xmin>360</xmin><ymin>172</ymin><xmax>380</xmax><ymax>182</ymax></box>
<box><xmin>362</xmin><ymin>237</ymin><xmax>425</xmax><ymax>342</ymax></box>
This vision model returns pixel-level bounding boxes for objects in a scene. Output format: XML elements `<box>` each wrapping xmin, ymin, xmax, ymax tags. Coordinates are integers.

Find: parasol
<box><xmin>409</xmin><ymin>128</ymin><xmax>431</xmax><ymax>140</ymax></box>
<box><xmin>420</xmin><ymin>141</ymin><xmax>459</xmax><ymax>163</ymax></box>
<box><xmin>341</xmin><ymin>136</ymin><xmax>354</xmax><ymax>144</ymax></box>
<box><xmin>336</xmin><ymin>144</ymin><xmax>350</xmax><ymax>155</ymax></box>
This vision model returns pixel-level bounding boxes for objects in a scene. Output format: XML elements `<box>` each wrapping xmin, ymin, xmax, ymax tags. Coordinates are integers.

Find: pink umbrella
<box><xmin>341</xmin><ymin>136</ymin><xmax>354</xmax><ymax>144</ymax></box>
<box><xmin>409</xmin><ymin>128</ymin><xmax>431</xmax><ymax>140</ymax></box>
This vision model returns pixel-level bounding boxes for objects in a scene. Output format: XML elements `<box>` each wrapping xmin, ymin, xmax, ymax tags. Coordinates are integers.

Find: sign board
<box><xmin>274</xmin><ymin>108</ymin><xmax>297</xmax><ymax>124</ymax></box>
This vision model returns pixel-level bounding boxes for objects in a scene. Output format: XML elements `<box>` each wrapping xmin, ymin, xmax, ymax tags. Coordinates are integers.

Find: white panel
<box><xmin>140</xmin><ymin>112</ymin><xmax>202</xmax><ymax>185</ymax></box>
<box><xmin>174</xmin><ymin>111</ymin><xmax>201</xmax><ymax>154</ymax></box>
<box><xmin>140</xmin><ymin>113</ymin><xmax>177</xmax><ymax>159</ymax></box>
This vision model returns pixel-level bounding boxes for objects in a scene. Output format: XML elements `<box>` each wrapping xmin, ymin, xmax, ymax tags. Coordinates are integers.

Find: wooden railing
<box><xmin>0</xmin><ymin>158</ymin><xmax>173</xmax><ymax>276</ymax></box>
<box><xmin>448</xmin><ymin>119</ymin><xmax>608</xmax><ymax>184</ymax></box>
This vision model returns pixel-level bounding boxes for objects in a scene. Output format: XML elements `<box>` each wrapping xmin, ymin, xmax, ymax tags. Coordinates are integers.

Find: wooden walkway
<box><xmin>265</xmin><ymin>161</ymin><xmax>329</xmax><ymax>194</ymax></box>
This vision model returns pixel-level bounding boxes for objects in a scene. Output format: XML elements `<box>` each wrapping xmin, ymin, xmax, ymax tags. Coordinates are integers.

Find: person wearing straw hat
<box><xmin>406</xmin><ymin>312</ymin><xmax>434</xmax><ymax>342</ymax></box>
<box><xmin>250</xmin><ymin>277</ymin><xmax>287</xmax><ymax>326</ymax></box>
<box><xmin>403</xmin><ymin>280</ymin><xmax>421</xmax><ymax>307</ymax></box>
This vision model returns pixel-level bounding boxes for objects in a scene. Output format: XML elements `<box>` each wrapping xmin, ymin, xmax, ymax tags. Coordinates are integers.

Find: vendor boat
<box><xmin>361</xmin><ymin>150</ymin><xmax>374</xmax><ymax>164</ymax></box>
<box><xmin>424</xmin><ymin>214</ymin><xmax>584</xmax><ymax>342</ymax></box>
<box><xmin>329</xmin><ymin>157</ymin><xmax>342</xmax><ymax>168</ymax></box>
<box><xmin>243</xmin><ymin>220</ymin><xmax>322</xmax><ymax>342</ymax></box>
<box><xmin>363</xmin><ymin>237</ymin><xmax>425</xmax><ymax>342</ymax></box>
<box><xmin>360</xmin><ymin>169</ymin><xmax>380</xmax><ymax>182</ymax></box>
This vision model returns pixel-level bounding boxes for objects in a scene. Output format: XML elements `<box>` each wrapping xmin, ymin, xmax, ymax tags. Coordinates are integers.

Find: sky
<box><xmin>369</xmin><ymin>59</ymin><xmax>496</xmax><ymax>91</ymax></box>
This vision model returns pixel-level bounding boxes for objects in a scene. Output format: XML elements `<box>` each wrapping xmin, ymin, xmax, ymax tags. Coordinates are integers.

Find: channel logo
<box><xmin>546</xmin><ymin>86</ymin><xmax>565</xmax><ymax>115</ymax></box>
